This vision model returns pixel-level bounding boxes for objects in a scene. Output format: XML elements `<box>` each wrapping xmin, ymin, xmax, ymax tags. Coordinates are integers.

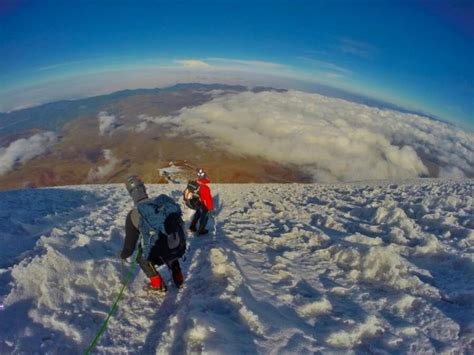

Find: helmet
<box><xmin>126</xmin><ymin>175</ymin><xmax>148</xmax><ymax>205</ymax></box>
<box><xmin>196</xmin><ymin>168</ymin><xmax>207</xmax><ymax>178</ymax></box>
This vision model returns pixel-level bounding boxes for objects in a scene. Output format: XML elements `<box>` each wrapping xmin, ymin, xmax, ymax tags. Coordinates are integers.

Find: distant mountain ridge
<box><xmin>0</xmin><ymin>83</ymin><xmax>254</xmax><ymax>136</ymax></box>
<box><xmin>0</xmin><ymin>82</ymin><xmax>448</xmax><ymax>138</ymax></box>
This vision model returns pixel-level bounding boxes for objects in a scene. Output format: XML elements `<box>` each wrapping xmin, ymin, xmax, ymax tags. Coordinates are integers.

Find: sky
<box><xmin>0</xmin><ymin>0</ymin><xmax>473</xmax><ymax>128</ymax></box>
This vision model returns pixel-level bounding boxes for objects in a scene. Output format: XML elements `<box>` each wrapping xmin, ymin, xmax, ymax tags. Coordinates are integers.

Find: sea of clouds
<box><xmin>158</xmin><ymin>90</ymin><xmax>473</xmax><ymax>182</ymax></box>
<box><xmin>0</xmin><ymin>90</ymin><xmax>472</xmax><ymax>183</ymax></box>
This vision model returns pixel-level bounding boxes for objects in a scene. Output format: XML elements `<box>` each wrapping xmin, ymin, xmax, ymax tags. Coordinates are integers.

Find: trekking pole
<box><xmin>182</xmin><ymin>161</ymin><xmax>197</xmax><ymax>170</ymax></box>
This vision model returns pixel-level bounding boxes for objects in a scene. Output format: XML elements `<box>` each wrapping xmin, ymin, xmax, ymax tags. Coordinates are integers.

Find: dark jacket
<box><xmin>120</xmin><ymin>205</ymin><xmax>179</xmax><ymax>262</ymax></box>
<box><xmin>120</xmin><ymin>208</ymin><xmax>169</xmax><ymax>276</ymax></box>
<box><xmin>120</xmin><ymin>209</ymin><xmax>140</xmax><ymax>259</ymax></box>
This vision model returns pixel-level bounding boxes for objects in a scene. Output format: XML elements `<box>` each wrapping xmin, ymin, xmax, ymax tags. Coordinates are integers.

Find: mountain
<box><xmin>0</xmin><ymin>83</ymin><xmax>250</xmax><ymax>137</ymax></box>
<box><xmin>1</xmin><ymin>180</ymin><xmax>472</xmax><ymax>353</ymax></box>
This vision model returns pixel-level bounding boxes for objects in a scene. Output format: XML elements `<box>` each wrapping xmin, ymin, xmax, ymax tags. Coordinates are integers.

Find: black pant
<box><xmin>138</xmin><ymin>241</ymin><xmax>181</xmax><ymax>278</ymax></box>
<box><xmin>191</xmin><ymin>205</ymin><xmax>209</xmax><ymax>232</ymax></box>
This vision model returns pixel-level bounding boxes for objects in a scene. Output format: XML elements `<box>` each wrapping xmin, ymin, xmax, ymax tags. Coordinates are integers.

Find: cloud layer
<box><xmin>159</xmin><ymin>91</ymin><xmax>472</xmax><ymax>182</ymax></box>
<box><xmin>0</xmin><ymin>132</ymin><xmax>57</xmax><ymax>175</ymax></box>
<box><xmin>87</xmin><ymin>149</ymin><xmax>119</xmax><ymax>181</ymax></box>
<box><xmin>338</xmin><ymin>37</ymin><xmax>377</xmax><ymax>58</ymax></box>
<box><xmin>173</xmin><ymin>60</ymin><xmax>211</xmax><ymax>68</ymax></box>
<box><xmin>98</xmin><ymin>111</ymin><xmax>118</xmax><ymax>135</ymax></box>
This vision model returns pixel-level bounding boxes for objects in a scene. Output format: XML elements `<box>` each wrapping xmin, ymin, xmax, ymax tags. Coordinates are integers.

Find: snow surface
<box><xmin>0</xmin><ymin>180</ymin><xmax>473</xmax><ymax>354</ymax></box>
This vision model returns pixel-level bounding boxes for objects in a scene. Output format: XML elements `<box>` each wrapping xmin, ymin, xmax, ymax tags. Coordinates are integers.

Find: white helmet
<box><xmin>196</xmin><ymin>168</ymin><xmax>207</xmax><ymax>178</ymax></box>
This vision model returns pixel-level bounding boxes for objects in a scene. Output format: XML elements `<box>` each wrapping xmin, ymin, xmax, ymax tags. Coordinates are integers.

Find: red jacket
<box><xmin>197</xmin><ymin>177</ymin><xmax>213</xmax><ymax>211</ymax></box>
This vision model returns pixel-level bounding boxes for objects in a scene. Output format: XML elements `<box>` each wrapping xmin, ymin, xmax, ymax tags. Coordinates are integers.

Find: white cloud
<box><xmin>206</xmin><ymin>57</ymin><xmax>286</xmax><ymax>70</ymax></box>
<box><xmin>322</xmin><ymin>72</ymin><xmax>345</xmax><ymax>80</ymax></box>
<box><xmin>173</xmin><ymin>57</ymin><xmax>290</xmax><ymax>75</ymax></box>
<box><xmin>136</xmin><ymin>113</ymin><xmax>176</xmax><ymax>127</ymax></box>
<box><xmin>87</xmin><ymin>149</ymin><xmax>119</xmax><ymax>181</ymax></box>
<box><xmin>0</xmin><ymin>132</ymin><xmax>57</xmax><ymax>175</ymax></box>
<box><xmin>98</xmin><ymin>111</ymin><xmax>117</xmax><ymax>135</ymax></box>
<box><xmin>135</xmin><ymin>121</ymin><xmax>148</xmax><ymax>133</ymax></box>
<box><xmin>338</xmin><ymin>38</ymin><xmax>377</xmax><ymax>58</ymax></box>
<box><xmin>298</xmin><ymin>57</ymin><xmax>353</xmax><ymax>77</ymax></box>
<box><xmin>35</xmin><ymin>59</ymin><xmax>93</xmax><ymax>72</ymax></box>
<box><xmin>174</xmin><ymin>60</ymin><xmax>211</xmax><ymax>69</ymax></box>
<box><xmin>137</xmin><ymin>114</ymin><xmax>154</xmax><ymax>122</ymax></box>
<box><xmin>159</xmin><ymin>90</ymin><xmax>473</xmax><ymax>182</ymax></box>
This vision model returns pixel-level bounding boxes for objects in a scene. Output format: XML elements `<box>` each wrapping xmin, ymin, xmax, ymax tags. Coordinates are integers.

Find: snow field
<box><xmin>0</xmin><ymin>180</ymin><xmax>473</xmax><ymax>353</ymax></box>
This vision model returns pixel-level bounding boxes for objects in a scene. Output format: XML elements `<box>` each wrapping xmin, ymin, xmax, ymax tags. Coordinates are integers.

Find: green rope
<box><xmin>84</xmin><ymin>257</ymin><xmax>138</xmax><ymax>354</ymax></box>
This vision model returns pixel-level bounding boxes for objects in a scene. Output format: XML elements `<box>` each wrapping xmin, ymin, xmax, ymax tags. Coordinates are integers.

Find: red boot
<box><xmin>149</xmin><ymin>274</ymin><xmax>167</xmax><ymax>292</ymax></box>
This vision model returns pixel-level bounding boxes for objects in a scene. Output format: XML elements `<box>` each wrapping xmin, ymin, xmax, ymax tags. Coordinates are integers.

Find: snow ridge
<box><xmin>0</xmin><ymin>180</ymin><xmax>473</xmax><ymax>353</ymax></box>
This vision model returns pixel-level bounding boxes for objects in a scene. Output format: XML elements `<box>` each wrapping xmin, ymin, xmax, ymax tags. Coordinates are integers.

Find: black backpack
<box><xmin>137</xmin><ymin>195</ymin><xmax>187</xmax><ymax>260</ymax></box>
<box><xmin>183</xmin><ymin>180</ymin><xmax>201</xmax><ymax>210</ymax></box>
<box><xmin>162</xmin><ymin>212</ymin><xmax>187</xmax><ymax>259</ymax></box>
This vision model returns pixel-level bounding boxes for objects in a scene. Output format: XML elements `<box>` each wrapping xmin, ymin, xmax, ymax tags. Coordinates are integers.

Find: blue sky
<box><xmin>0</xmin><ymin>0</ymin><xmax>473</xmax><ymax>127</ymax></box>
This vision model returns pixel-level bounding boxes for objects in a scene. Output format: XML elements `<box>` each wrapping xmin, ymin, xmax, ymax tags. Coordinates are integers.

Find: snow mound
<box><xmin>0</xmin><ymin>180</ymin><xmax>473</xmax><ymax>353</ymax></box>
<box><xmin>327</xmin><ymin>315</ymin><xmax>385</xmax><ymax>348</ymax></box>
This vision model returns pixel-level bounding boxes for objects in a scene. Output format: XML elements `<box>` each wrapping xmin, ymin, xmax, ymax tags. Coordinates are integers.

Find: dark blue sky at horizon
<box><xmin>0</xmin><ymin>0</ymin><xmax>473</xmax><ymax>127</ymax></box>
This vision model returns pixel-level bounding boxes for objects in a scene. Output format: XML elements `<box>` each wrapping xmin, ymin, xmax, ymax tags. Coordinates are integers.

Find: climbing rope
<box><xmin>84</xmin><ymin>256</ymin><xmax>138</xmax><ymax>354</ymax></box>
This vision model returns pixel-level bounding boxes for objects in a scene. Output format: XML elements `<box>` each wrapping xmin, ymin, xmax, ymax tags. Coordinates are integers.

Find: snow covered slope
<box><xmin>0</xmin><ymin>180</ymin><xmax>473</xmax><ymax>353</ymax></box>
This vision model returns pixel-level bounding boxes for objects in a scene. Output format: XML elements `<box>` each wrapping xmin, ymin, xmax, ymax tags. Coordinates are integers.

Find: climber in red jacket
<box><xmin>189</xmin><ymin>168</ymin><xmax>214</xmax><ymax>235</ymax></box>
